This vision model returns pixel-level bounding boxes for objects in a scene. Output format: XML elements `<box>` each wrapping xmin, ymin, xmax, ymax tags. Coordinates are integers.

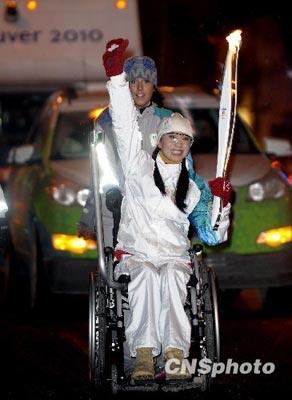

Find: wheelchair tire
<box><xmin>204</xmin><ymin>266</ymin><xmax>220</xmax><ymax>361</ymax></box>
<box><xmin>89</xmin><ymin>271</ymin><xmax>107</xmax><ymax>388</ymax></box>
<box><xmin>111</xmin><ymin>364</ymin><xmax>119</xmax><ymax>395</ymax></box>
<box><xmin>200</xmin><ymin>264</ymin><xmax>220</xmax><ymax>391</ymax></box>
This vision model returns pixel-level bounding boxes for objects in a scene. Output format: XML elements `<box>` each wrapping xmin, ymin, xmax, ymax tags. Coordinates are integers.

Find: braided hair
<box><xmin>152</xmin><ymin>147</ymin><xmax>189</xmax><ymax>213</ymax></box>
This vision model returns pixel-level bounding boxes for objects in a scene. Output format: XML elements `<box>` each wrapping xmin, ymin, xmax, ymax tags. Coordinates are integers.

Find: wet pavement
<box><xmin>0</xmin><ymin>289</ymin><xmax>291</xmax><ymax>399</ymax></box>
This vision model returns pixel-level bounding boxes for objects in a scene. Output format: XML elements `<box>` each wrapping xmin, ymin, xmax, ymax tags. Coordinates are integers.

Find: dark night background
<box><xmin>1</xmin><ymin>0</ymin><xmax>292</xmax><ymax>151</ymax></box>
<box><xmin>138</xmin><ymin>0</ymin><xmax>292</xmax><ymax>145</ymax></box>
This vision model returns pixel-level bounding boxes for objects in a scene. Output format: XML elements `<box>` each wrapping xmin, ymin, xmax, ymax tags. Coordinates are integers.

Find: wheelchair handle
<box><xmin>90</xmin><ymin>137</ymin><xmax>125</xmax><ymax>290</ymax></box>
<box><xmin>189</xmin><ymin>243</ymin><xmax>203</xmax><ymax>262</ymax></box>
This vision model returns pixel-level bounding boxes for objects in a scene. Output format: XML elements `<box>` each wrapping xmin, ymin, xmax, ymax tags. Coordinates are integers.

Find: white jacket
<box><xmin>107</xmin><ymin>73</ymin><xmax>201</xmax><ymax>266</ymax></box>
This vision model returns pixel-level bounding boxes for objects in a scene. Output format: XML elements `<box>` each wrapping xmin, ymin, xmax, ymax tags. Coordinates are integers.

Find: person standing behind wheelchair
<box><xmin>78</xmin><ymin>53</ymin><xmax>173</xmax><ymax>246</ymax></box>
<box><xmin>78</xmin><ymin>45</ymin><xmax>217</xmax><ymax>248</ymax></box>
<box><xmin>102</xmin><ymin>38</ymin><xmax>232</xmax><ymax>382</ymax></box>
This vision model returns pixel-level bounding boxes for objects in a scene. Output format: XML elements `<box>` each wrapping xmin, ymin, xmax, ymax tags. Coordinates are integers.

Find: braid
<box><xmin>152</xmin><ymin>148</ymin><xmax>189</xmax><ymax>211</ymax></box>
<box><xmin>175</xmin><ymin>158</ymin><xmax>189</xmax><ymax>213</ymax></box>
<box><xmin>152</xmin><ymin>147</ymin><xmax>166</xmax><ymax>195</ymax></box>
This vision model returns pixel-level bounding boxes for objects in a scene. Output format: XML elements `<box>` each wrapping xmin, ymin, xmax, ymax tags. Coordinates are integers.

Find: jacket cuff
<box><xmin>110</xmin><ymin>72</ymin><xmax>127</xmax><ymax>85</ymax></box>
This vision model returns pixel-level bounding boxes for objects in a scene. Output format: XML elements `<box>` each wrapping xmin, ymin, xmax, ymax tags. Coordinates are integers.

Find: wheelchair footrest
<box><xmin>116</xmin><ymin>379</ymin><xmax>202</xmax><ymax>392</ymax></box>
<box><xmin>115</xmin><ymin>375</ymin><xmax>204</xmax><ymax>392</ymax></box>
<box><xmin>161</xmin><ymin>379</ymin><xmax>201</xmax><ymax>392</ymax></box>
<box><xmin>122</xmin><ymin>381</ymin><xmax>160</xmax><ymax>391</ymax></box>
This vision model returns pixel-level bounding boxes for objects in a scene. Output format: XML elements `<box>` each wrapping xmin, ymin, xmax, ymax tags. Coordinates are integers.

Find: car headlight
<box><xmin>51</xmin><ymin>184</ymin><xmax>90</xmax><ymax>207</ymax></box>
<box><xmin>76</xmin><ymin>188</ymin><xmax>90</xmax><ymax>207</ymax></box>
<box><xmin>52</xmin><ymin>185</ymin><xmax>75</xmax><ymax>206</ymax></box>
<box><xmin>247</xmin><ymin>171</ymin><xmax>287</xmax><ymax>202</ymax></box>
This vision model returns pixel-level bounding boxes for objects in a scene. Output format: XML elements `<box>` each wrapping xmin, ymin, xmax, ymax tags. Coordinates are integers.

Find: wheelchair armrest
<box><xmin>192</xmin><ymin>243</ymin><xmax>203</xmax><ymax>254</ymax></box>
<box><xmin>117</xmin><ymin>274</ymin><xmax>131</xmax><ymax>284</ymax></box>
<box><xmin>187</xmin><ymin>274</ymin><xmax>198</xmax><ymax>287</ymax></box>
<box><xmin>189</xmin><ymin>243</ymin><xmax>203</xmax><ymax>262</ymax></box>
<box><xmin>105</xmin><ymin>187</ymin><xmax>123</xmax><ymax>213</ymax></box>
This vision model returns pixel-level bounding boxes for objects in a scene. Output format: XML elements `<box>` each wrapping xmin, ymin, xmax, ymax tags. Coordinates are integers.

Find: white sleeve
<box><xmin>215</xmin><ymin>202</ymin><xmax>231</xmax><ymax>243</ymax></box>
<box><xmin>107</xmin><ymin>73</ymin><xmax>142</xmax><ymax>176</ymax></box>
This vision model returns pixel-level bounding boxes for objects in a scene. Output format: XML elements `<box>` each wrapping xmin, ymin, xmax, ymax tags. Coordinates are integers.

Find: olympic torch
<box><xmin>211</xmin><ymin>29</ymin><xmax>242</xmax><ymax>229</ymax></box>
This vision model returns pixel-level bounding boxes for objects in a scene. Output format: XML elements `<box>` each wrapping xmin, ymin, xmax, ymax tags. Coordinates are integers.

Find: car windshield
<box><xmin>187</xmin><ymin>109</ymin><xmax>259</xmax><ymax>154</ymax></box>
<box><xmin>0</xmin><ymin>93</ymin><xmax>48</xmax><ymax>165</ymax></box>
<box><xmin>51</xmin><ymin>112</ymin><xmax>92</xmax><ymax>160</ymax></box>
<box><xmin>50</xmin><ymin>108</ymin><xmax>258</xmax><ymax>161</ymax></box>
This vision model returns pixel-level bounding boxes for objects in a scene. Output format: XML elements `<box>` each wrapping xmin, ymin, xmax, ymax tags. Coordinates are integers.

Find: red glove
<box><xmin>209</xmin><ymin>177</ymin><xmax>233</xmax><ymax>207</ymax></box>
<box><xmin>102</xmin><ymin>38</ymin><xmax>129</xmax><ymax>77</ymax></box>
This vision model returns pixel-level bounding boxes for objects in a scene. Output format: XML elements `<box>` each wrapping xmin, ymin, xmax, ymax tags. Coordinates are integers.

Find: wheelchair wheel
<box><xmin>202</xmin><ymin>265</ymin><xmax>220</xmax><ymax>361</ymax></box>
<box><xmin>200</xmin><ymin>264</ymin><xmax>220</xmax><ymax>391</ymax></box>
<box><xmin>89</xmin><ymin>271</ymin><xmax>107</xmax><ymax>388</ymax></box>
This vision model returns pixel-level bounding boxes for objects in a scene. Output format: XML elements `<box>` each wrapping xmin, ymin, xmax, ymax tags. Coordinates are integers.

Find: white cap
<box><xmin>157</xmin><ymin>113</ymin><xmax>194</xmax><ymax>142</ymax></box>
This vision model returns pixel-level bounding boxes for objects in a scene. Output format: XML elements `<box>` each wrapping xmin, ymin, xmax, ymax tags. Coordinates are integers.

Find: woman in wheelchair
<box><xmin>102</xmin><ymin>39</ymin><xmax>232</xmax><ymax>383</ymax></box>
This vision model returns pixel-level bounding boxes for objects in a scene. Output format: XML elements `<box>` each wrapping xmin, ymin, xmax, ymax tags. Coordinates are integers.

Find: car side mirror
<box><xmin>7</xmin><ymin>144</ymin><xmax>34</xmax><ymax>165</ymax></box>
<box><xmin>264</xmin><ymin>137</ymin><xmax>292</xmax><ymax>157</ymax></box>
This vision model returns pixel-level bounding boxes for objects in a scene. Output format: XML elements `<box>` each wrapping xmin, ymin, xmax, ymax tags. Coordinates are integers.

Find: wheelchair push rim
<box><xmin>209</xmin><ymin>266</ymin><xmax>220</xmax><ymax>361</ymax></box>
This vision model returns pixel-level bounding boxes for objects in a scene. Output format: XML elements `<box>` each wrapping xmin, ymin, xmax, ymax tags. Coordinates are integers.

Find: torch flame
<box><xmin>226</xmin><ymin>29</ymin><xmax>242</xmax><ymax>53</ymax></box>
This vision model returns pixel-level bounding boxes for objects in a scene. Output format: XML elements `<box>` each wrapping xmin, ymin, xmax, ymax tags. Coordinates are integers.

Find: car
<box><xmin>5</xmin><ymin>86</ymin><xmax>108</xmax><ymax>310</ymax></box>
<box><xmin>0</xmin><ymin>92</ymin><xmax>49</xmax><ymax>187</ymax></box>
<box><xmin>5</xmin><ymin>84</ymin><xmax>292</xmax><ymax>310</ymax></box>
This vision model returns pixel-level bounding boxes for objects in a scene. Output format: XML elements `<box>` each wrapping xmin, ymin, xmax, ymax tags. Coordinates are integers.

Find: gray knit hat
<box><xmin>123</xmin><ymin>56</ymin><xmax>157</xmax><ymax>86</ymax></box>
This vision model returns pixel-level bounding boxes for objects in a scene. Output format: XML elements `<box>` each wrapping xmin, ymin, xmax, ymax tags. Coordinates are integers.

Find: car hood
<box><xmin>50</xmin><ymin>159</ymin><xmax>90</xmax><ymax>187</ymax></box>
<box><xmin>194</xmin><ymin>154</ymin><xmax>272</xmax><ymax>186</ymax></box>
<box><xmin>50</xmin><ymin>154</ymin><xmax>271</xmax><ymax>188</ymax></box>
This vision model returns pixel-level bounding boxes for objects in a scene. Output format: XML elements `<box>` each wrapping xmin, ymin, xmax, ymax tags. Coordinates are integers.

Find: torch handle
<box><xmin>211</xmin><ymin>30</ymin><xmax>242</xmax><ymax>229</ymax></box>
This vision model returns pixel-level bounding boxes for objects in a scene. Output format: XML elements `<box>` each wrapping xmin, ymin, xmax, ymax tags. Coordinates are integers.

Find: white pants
<box><xmin>123</xmin><ymin>259</ymin><xmax>191</xmax><ymax>358</ymax></box>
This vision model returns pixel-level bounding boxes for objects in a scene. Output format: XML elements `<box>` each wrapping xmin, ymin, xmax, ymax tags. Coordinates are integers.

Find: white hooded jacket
<box><xmin>107</xmin><ymin>73</ymin><xmax>201</xmax><ymax>267</ymax></box>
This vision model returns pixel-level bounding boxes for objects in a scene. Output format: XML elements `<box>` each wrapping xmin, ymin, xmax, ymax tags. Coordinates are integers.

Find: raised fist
<box><xmin>102</xmin><ymin>38</ymin><xmax>129</xmax><ymax>77</ymax></box>
<box><xmin>209</xmin><ymin>176</ymin><xmax>233</xmax><ymax>207</ymax></box>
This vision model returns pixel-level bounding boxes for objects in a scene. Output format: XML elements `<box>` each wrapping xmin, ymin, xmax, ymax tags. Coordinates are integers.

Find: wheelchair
<box><xmin>88</xmin><ymin>130</ymin><xmax>220</xmax><ymax>394</ymax></box>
